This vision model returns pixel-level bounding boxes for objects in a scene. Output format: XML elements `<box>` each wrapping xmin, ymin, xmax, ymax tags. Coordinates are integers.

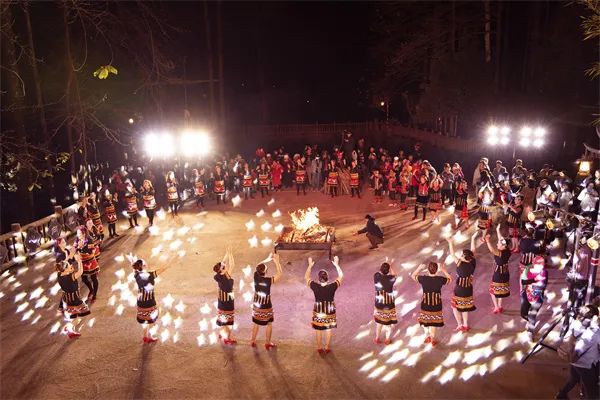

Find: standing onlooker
<box><xmin>440</xmin><ymin>163</ymin><xmax>455</xmax><ymax>206</ymax></box>
<box><xmin>309</xmin><ymin>154</ymin><xmax>323</xmax><ymax>191</ymax></box>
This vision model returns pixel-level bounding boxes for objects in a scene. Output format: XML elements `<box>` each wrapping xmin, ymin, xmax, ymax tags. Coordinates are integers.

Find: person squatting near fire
<box><xmin>355</xmin><ymin>214</ymin><xmax>384</xmax><ymax>250</ymax></box>
<box><xmin>305</xmin><ymin>255</ymin><xmax>344</xmax><ymax>354</ymax></box>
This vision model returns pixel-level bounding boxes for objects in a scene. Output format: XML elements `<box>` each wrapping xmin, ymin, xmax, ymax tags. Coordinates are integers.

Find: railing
<box><xmin>0</xmin><ymin>204</ymin><xmax>78</xmax><ymax>272</ymax></box>
<box><xmin>244</xmin><ymin>121</ymin><xmax>481</xmax><ymax>153</ymax></box>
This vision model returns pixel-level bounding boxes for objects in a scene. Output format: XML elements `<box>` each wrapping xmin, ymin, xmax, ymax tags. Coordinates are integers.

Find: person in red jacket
<box><xmin>271</xmin><ymin>160</ymin><xmax>283</xmax><ymax>191</ymax></box>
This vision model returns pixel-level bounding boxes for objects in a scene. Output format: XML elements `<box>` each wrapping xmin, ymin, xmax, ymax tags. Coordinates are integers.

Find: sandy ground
<box><xmin>1</xmin><ymin>189</ymin><xmax>573</xmax><ymax>399</ymax></box>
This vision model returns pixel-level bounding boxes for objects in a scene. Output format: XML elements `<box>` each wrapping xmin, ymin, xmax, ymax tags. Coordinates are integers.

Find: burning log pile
<box><xmin>279</xmin><ymin>208</ymin><xmax>333</xmax><ymax>243</ymax></box>
<box><xmin>275</xmin><ymin>207</ymin><xmax>335</xmax><ymax>258</ymax></box>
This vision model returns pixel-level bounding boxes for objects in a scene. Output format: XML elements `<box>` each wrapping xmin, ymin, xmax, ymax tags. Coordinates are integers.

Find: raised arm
<box><xmin>439</xmin><ymin>263</ymin><xmax>452</xmax><ymax>283</ymax></box>
<box><xmin>470</xmin><ymin>231</ymin><xmax>478</xmax><ymax>254</ymax></box>
<box><xmin>446</xmin><ymin>238</ymin><xmax>460</xmax><ymax>264</ymax></box>
<box><xmin>227</xmin><ymin>249</ymin><xmax>235</xmax><ymax>274</ymax></box>
<box><xmin>153</xmin><ymin>263</ymin><xmax>173</xmax><ymax>277</ymax></box>
<box><xmin>73</xmin><ymin>253</ymin><xmax>84</xmax><ymax>279</ymax></box>
<box><xmin>332</xmin><ymin>256</ymin><xmax>343</xmax><ymax>284</ymax></box>
<box><xmin>272</xmin><ymin>253</ymin><xmax>283</xmax><ymax>283</ymax></box>
<box><xmin>411</xmin><ymin>264</ymin><xmax>426</xmax><ymax>282</ymax></box>
<box><xmin>484</xmin><ymin>234</ymin><xmax>500</xmax><ymax>257</ymax></box>
<box><xmin>305</xmin><ymin>257</ymin><xmax>314</xmax><ymax>286</ymax></box>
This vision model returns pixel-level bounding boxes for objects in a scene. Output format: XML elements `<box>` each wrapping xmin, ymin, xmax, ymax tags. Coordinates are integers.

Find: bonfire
<box><xmin>278</xmin><ymin>207</ymin><xmax>333</xmax><ymax>243</ymax></box>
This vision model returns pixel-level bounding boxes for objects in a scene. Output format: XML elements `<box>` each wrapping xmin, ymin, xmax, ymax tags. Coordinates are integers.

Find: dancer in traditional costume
<box><xmin>446</xmin><ymin>233</ymin><xmax>478</xmax><ymax>332</ymax></box>
<box><xmin>413</xmin><ymin>174</ymin><xmax>429</xmax><ymax>221</ymax></box>
<box><xmin>140</xmin><ymin>179</ymin><xmax>157</xmax><ymax>226</ymax></box>
<box><xmin>132</xmin><ymin>259</ymin><xmax>172</xmax><ymax>343</ymax></box>
<box><xmin>124</xmin><ymin>184</ymin><xmax>140</xmax><ymax>228</ymax></box>
<box><xmin>484</xmin><ymin>225</ymin><xmax>512</xmax><ymax>314</ymax></box>
<box><xmin>213</xmin><ymin>247</ymin><xmax>237</xmax><ymax>344</ymax></box>
<box><xmin>428</xmin><ymin>176</ymin><xmax>443</xmax><ymax>223</ymax></box>
<box><xmin>257</xmin><ymin>162</ymin><xmax>271</xmax><ymax>198</ymax></box>
<box><xmin>453</xmin><ymin>179</ymin><xmax>470</xmax><ymax>230</ymax></box>
<box><xmin>371</xmin><ymin>169</ymin><xmax>384</xmax><ymax>203</ymax></box>
<box><xmin>398</xmin><ymin>169</ymin><xmax>410</xmax><ymax>210</ymax></box>
<box><xmin>213</xmin><ymin>164</ymin><xmax>227</xmax><ymax>205</ymax></box>
<box><xmin>165</xmin><ymin>171</ymin><xmax>179</xmax><ymax>218</ymax></box>
<box><xmin>373</xmin><ymin>260</ymin><xmax>398</xmax><ymax>345</ymax></box>
<box><xmin>240</xmin><ymin>163</ymin><xmax>255</xmax><ymax>200</ymax></box>
<box><xmin>86</xmin><ymin>193</ymin><xmax>104</xmax><ymax>239</ymax></box>
<box><xmin>102</xmin><ymin>192</ymin><xmax>119</xmax><ymax>238</ymax></box>
<box><xmin>505</xmin><ymin>194</ymin><xmax>524</xmax><ymax>252</ymax></box>
<box><xmin>412</xmin><ymin>262</ymin><xmax>452</xmax><ymax>346</ymax></box>
<box><xmin>76</xmin><ymin>225</ymin><xmax>100</xmax><ymax>302</ymax></box>
<box><xmin>350</xmin><ymin>160</ymin><xmax>361</xmax><ymax>198</ymax></box>
<box><xmin>250</xmin><ymin>253</ymin><xmax>283</xmax><ymax>350</ymax></box>
<box><xmin>56</xmin><ymin>251</ymin><xmax>90</xmax><ymax>338</ymax></box>
<box><xmin>295</xmin><ymin>157</ymin><xmax>307</xmax><ymax>196</ymax></box>
<box><xmin>520</xmin><ymin>255</ymin><xmax>548</xmax><ymax>339</ymax></box>
<box><xmin>477</xmin><ymin>179</ymin><xmax>495</xmax><ymax>239</ymax></box>
<box><xmin>305</xmin><ymin>256</ymin><xmax>344</xmax><ymax>354</ymax></box>
<box><xmin>326</xmin><ymin>159</ymin><xmax>340</xmax><ymax>197</ymax></box>
<box><xmin>192</xmin><ymin>168</ymin><xmax>207</xmax><ymax>207</ymax></box>
<box><xmin>519</xmin><ymin>227</ymin><xmax>542</xmax><ymax>290</ymax></box>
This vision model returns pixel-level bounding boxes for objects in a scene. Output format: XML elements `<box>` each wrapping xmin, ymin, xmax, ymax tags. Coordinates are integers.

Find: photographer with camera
<box><xmin>556</xmin><ymin>302</ymin><xmax>599</xmax><ymax>400</ymax></box>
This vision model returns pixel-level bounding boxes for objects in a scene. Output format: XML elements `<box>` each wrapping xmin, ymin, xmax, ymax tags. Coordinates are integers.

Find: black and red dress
<box><xmin>451</xmin><ymin>259</ymin><xmax>477</xmax><ymax>312</ymax></box>
<box><xmin>57</xmin><ymin>272</ymin><xmax>91</xmax><ymax>319</ymax></box>
<box><xmin>428</xmin><ymin>187</ymin><xmax>442</xmax><ymax>211</ymax></box>
<box><xmin>373</xmin><ymin>272</ymin><xmax>398</xmax><ymax>325</ymax></box>
<box><xmin>75</xmin><ymin>236</ymin><xmax>99</xmax><ymax>276</ymax></box>
<box><xmin>214</xmin><ymin>272</ymin><xmax>235</xmax><ymax>326</ymax></box>
<box><xmin>252</xmin><ymin>273</ymin><xmax>274</xmax><ymax>325</ymax></box>
<box><xmin>417</xmin><ymin>275</ymin><xmax>449</xmax><ymax>327</ymax></box>
<box><xmin>309</xmin><ymin>279</ymin><xmax>340</xmax><ymax>330</ymax></box>
<box><xmin>135</xmin><ymin>270</ymin><xmax>159</xmax><ymax>324</ymax></box>
<box><xmin>489</xmin><ymin>249</ymin><xmax>511</xmax><ymax>298</ymax></box>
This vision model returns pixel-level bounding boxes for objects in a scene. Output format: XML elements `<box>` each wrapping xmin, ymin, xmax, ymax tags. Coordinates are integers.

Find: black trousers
<box><xmin>442</xmin><ymin>189</ymin><xmax>454</xmax><ymax>205</ymax></box>
<box><xmin>128</xmin><ymin>214</ymin><xmax>138</xmax><ymax>227</ymax></box>
<box><xmin>366</xmin><ymin>233</ymin><xmax>384</xmax><ymax>248</ymax></box>
<box><xmin>329</xmin><ymin>186</ymin><xmax>338</xmax><ymax>197</ymax></box>
<box><xmin>557</xmin><ymin>363</ymin><xmax>599</xmax><ymax>400</ymax></box>
<box><xmin>196</xmin><ymin>196</ymin><xmax>205</xmax><ymax>207</ymax></box>
<box><xmin>260</xmin><ymin>187</ymin><xmax>269</xmax><ymax>198</ymax></box>
<box><xmin>169</xmin><ymin>201</ymin><xmax>178</xmax><ymax>216</ymax></box>
<box><xmin>108</xmin><ymin>223</ymin><xmax>116</xmax><ymax>237</ymax></box>
<box><xmin>296</xmin><ymin>183</ymin><xmax>306</xmax><ymax>195</ymax></box>
<box><xmin>414</xmin><ymin>205</ymin><xmax>427</xmax><ymax>220</ymax></box>
<box><xmin>82</xmin><ymin>273</ymin><xmax>99</xmax><ymax>297</ymax></box>
<box><xmin>146</xmin><ymin>209</ymin><xmax>155</xmax><ymax>225</ymax></box>
<box><xmin>351</xmin><ymin>187</ymin><xmax>360</xmax><ymax>198</ymax></box>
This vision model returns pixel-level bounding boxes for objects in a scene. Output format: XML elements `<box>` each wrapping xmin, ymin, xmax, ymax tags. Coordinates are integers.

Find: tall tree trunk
<box><xmin>61</xmin><ymin>4</ymin><xmax>76</xmax><ymax>176</ymax></box>
<box><xmin>23</xmin><ymin>2</ymin><xmax>56</xmax><ymax>201</ymax></box>
<box><xmin>216</xmin><ymin>0</ymin><xmax>225</xmax><ymax>131</ymax></box>
<box><xmin>1</xmin><ymin>4</ymin><xmax>34</xmax><ymax>221</ymax></box>
<box><xmin>484</xmin><ymin>0</ymin><xmax>492</xmax><ymax>63</ymax></box>
<box><xmin>451</xmin><ymin>0</ymin><xmax>456</xmax><ymax>55</ymax></box>
<box><xmin>494</xmin><ymin>1</ymin><xmax>503</xmax><ymax>92</ymax></box>
<box><xmin>203</xmin><ymin>0</ymin><xmax>216</xmax><ymax>125</ymax></box>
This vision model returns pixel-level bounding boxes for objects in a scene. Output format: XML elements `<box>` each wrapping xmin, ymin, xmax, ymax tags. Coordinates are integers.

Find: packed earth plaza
<box><xmin>1</xmin><ymin>138</ymin><xmax>600</xmax><ymax>399</ymax></box>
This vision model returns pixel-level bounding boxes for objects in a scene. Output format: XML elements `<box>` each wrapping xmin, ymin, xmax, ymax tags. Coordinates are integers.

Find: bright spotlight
<box><xmin>158</xmin><ymin>133</ymin><xmax>175</xmax><ymax>158</ymax></box>
<box><xmin>487</xmin><ymin>126</ymin><xmax>498</xmax><ymax>135</ymax></box>
<box><xmin>487</xmin><ymin>136</ymin><xmax>499</xmax><ymax>145</ymax></box>
<box><xmin>519</xmin><ymin>137</ymin><xmax>531</xmax><ymax>147</ymax></box>
<box><xmin>128</xmin><ymin>118</ymin><xmax>134</xmax><ymax>124</ymax></box>
<box><xmin>380</xmin><ymin>101</ymin><xmax>385</xmax><ymax>106</ymax></box>
<box><xmin>180</xmin><ymin>130</ymin><xmax>211</xmax><ymax>157</ymax></box>
<box><xmin>501</xmin><ymin>126</ymin><xmax>510</xmax><ymax>135</ymax></box>
<box><xmin>499</xmin><ymin>136</ymin><xmax>510</xmax><ymax>145</ymax></box>
<box><xmin>534</xmin><ymin>127</ymin><xmax>546</xmax><ymax>137</ymax></box>
<box><xmin>144</xmin><ymin>134</ymin><xmax>159</xmax><ymax>157</ymax></box>
<box><xmin>520</xmin><ymin>127</ymin><xmax>532</xmax><ymax>137</ymax></box>
<box><xmin>533</xmin><ymin>138</ymin><xmax>544</xmax><ymax>148</ymax></box>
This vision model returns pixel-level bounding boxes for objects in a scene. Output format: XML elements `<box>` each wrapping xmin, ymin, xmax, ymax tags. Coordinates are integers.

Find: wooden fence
<box><xmin>243</xmin><ymin>122</ymin><xmax>481</xmax><ymax>153</ymax></box>
<box><xmin>0</xmin><ymin>204</ymin><xmax>78</xmax><ymax>272</ymax></box>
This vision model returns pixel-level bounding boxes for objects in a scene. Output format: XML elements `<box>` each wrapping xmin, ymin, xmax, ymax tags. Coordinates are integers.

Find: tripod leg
<box><xmin>521</xmin><ymin>314</ymin><xmax>563</xmax><ymax>364</ymax></box>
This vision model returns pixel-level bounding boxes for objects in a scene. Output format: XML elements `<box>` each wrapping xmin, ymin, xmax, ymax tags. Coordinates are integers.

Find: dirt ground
<box><xmin>1</xmin><ymin>189</ymin><xmax>573</xmax><ymax>399</ymax></box>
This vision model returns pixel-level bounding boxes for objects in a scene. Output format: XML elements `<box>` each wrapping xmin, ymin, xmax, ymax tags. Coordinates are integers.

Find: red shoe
<box><xmin>430</xmin><ymin>339</ymin><xmax>439</xmax><ymax>347</ymax></box>
<box><xmin>265</xmin><ymin>343</ymin><xmax>277</xmax><ymax>350</ymax></box>
<box><xmin>460</xmin><ymin>325</ymin><xmax>470</xmax><ymax>333</ymax></box>
<box><xmin>250</xmin><ymin>341</ymin><xmax>257</xmax><ymax>348</ymax></box>
<box><xmin>374</xmin><ymin>338</ymin><xmax>382</xmax><ymax>345</ymax></box>
<box><xmin>317</xmin><ymin>348</ymin><xmax>324</xmax><ymax>354</ymax></box>
<box><xmin>224</xmin><ymin>338</ymin><xmax>237</xmax><ymax>345</ymax></box>
<box><xmin>384</xmin><ymin>339</ymin><xmax>392</xmax><ymax>345</ymax></box>
<box><xmin>454</xmin><ymin>325</ymin><xmax>463</xmax><ymax>332</ymax></box>
<box><xmin>498</xmin><ymin>307</ymin><xmax>504</xmax><ymax>314</ymax></box>
<box><xmin>492</xmin><ymin>308</ymin><xmax>500</xmax><ymax>314</ymax></box>
<box><xmin>143</xmin><ymin>336</ymin><xmax>158</xmax><ymax>343</ymax></box>
<box><xmin>424</xmin><ymin>336</ymin><xmax>431</xmax><ymax>344</ymax></box>
<box><xmin>324</xmin><ymin>348</ymin><xmax>331</xmax><ymax>354</ymax></box>
<box><xmin>67</xmin><ymin>331</ymin><xmax>81</xmax><ymax>339</ymax></box>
